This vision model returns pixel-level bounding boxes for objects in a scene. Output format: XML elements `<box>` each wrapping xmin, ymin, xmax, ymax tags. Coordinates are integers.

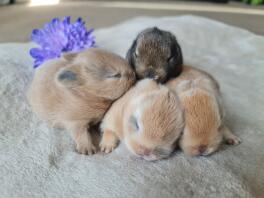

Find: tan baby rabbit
<box><xmin>27</xmin><ymin>48</ymin><xmax>135</xmax><ymax>155</ymax></box>
<box><xmin>167</xmin><ymin>66</ymin><xmax>241</xmax><ymax>156</ymax></box>
<box><xmin>100</xmin><ymin>79</ymin><xmax>184</xmax><ymax>161</ymax></box>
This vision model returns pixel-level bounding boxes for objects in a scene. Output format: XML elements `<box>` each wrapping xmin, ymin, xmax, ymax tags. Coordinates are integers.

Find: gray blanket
<box><xmin>0</xmin><ymin>16</ymin><xmax>263</xmax><ymax>198</ymax></box>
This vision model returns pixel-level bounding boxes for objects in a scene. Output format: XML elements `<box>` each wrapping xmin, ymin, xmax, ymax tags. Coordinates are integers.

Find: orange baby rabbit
<box><xmin>27</xmin><ymin>48</ymin><xmax>135</xmax><ymax>155</ymax></box>
<box><xmin>100</xmin><ymin>79</ymin><xmax>184</xmax><ymax>161</ymax></box>
<box><xmin>167</xmin><ymin>66</ymin><xmax>241</xmax><ymax>156</ymax></box>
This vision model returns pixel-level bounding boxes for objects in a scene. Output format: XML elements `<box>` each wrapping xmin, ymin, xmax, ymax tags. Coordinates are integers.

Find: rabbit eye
<box><xmin>130</xmin><ymin>116</ymin><xmax>139</xmax><ymax>131</ymax></box>
<box><xmin>167</xmin><ymin>55</ymin><xmax>174</xmax><ymax>62</ymax></box>
<box><xmin>134</xmin><ymin>50</ymin><xmax>139</xmax><ymax>58</ymax></box>
<box><xmin>107</xmin><ymin>73</ymin><xmax>121</xmax><ymax>78</ymax></box>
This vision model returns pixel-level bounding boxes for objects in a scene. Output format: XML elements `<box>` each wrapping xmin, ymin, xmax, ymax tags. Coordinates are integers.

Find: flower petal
<box><xmin>30</xmin><ymin>16</ymin><xmax>96</xmax><ymax>68</ymax></box>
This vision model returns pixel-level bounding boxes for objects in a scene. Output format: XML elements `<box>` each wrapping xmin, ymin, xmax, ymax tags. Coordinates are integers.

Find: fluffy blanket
<box><xmin>0</xmin><ymin>16</ymin><xmax>263</xmax><ymax>198</ymax></box>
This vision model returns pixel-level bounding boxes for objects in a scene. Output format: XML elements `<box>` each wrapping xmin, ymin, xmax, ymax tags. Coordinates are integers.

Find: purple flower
<box><xmin>30</xmin><ymin>16</ymin><xmax>96</xmax><ymax>68</ymax></box>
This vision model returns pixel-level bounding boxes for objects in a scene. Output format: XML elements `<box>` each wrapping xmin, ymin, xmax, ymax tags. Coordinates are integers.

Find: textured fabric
<box><xmin>0</xmin><ymin>16</ymin><xmax>263</xmax><ymax>198</ymax></box>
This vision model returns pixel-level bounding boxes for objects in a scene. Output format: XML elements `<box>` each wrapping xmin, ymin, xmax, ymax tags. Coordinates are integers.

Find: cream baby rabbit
<box><xmin>27</xmin><ymin>48</ymin><xmax>135</xmax><ymax>155</ymax></box>
<box><xmin>100</xmin><ymin>79</ymin><xmax>184</xmax><ymax>161</ymax></box>
<box><xmin>167</xmin><ymin>66</ymin><xmax>241</xmax><ymax>156</ymax></box>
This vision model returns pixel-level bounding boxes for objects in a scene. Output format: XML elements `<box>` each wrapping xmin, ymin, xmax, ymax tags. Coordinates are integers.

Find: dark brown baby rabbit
<box><xmin>126</xmin><ymin>27</ymin><xmax>183</xmax><ymax>83</ymax></box>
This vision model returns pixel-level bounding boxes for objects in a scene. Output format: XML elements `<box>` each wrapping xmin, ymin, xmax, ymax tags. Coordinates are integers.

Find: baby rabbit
<box><xmin>27</xmin><ymin>48</ymin><xmax>135</xmax><ymax>155</ymax></box>
<box><xmin>167</xmin><ymin>66</ymin><xmax>241</xmax><ymax>156</ymax></box>
<box><xmin>100</xmin><ymin>79</ymin><xmax>184</xmax><ymax>161</ymax></box>
<box><xmin>126</xmin><ymin>27</ymin><xmax>183</xmax><ymax>83</ymax></box>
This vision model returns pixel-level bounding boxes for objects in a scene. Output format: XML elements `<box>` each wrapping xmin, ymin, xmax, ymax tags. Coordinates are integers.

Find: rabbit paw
<box><xmin>76</xmin><ymin>141</ymin><xmax>97</xmax><ymax>155</ymax></box>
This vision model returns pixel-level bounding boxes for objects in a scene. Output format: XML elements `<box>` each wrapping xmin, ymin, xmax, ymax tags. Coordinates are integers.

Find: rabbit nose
<box><xmin>136</xmin><ymin>145</ymin><xmax>151</xmax><ymax>156</ymax></box>
<box><xmin>142</xmin><ymin>148</ymin><xmax>151</xmax><ymax>156</ymax></box>
<box><xmin>144</xmin><ymin>69</ymin><xmax>155</xmax><ymax>79</ymax></box>
<box><xmin>138</xmin><ymin>150</ymin><xmax>151</xmax><ymax>157</ymax></box>
<box><xmin>198</xmin><ymin>145</ymin><xmax>207</xmax><ymax>155</ymax></box>
<box><xmin>154</xmin><ymin>75</ymin><xmax>159</xmax><ymax>80</ymax></box>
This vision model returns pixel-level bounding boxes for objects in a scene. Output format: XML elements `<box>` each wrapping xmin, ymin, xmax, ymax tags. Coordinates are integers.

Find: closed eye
<box><xmin>106</xmin><ymin>73</ymin><xmax>121</xmax><ymax>78</ymax></box>
<box><xmin>134</xmin><ymin>49</ymin><xmax>139</xmax><ymax>58</ymax></box>
<box><xmin>167</xmin><ymin>55</ymin><xmax>174</xmax><ymax>62</ymax></box>
<box><xmin>130</xmin><ymin>116</ymin><xmax>139</xmax><ymax>131</ymax></box>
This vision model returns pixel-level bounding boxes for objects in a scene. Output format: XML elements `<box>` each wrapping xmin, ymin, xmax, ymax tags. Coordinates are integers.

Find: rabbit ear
<box><xmin>62</xmin><ymin>52</ymin><xmax>78</xmax><ymax>62</ymax></box>
<box><xmin>56</xmin><ymin>67</ymin><xmax>82</xmax><ymax>87</ymax></box>
<box><xmin>167</xmin><ymin>35</ymin><xmax>183</xmax><ymax>78</ymax></box>
<box><xmin>175</xmin><ymin>41</ymin><xmax>183</xmax><ymax>66</ymax></box>
<box><xmin>126</xmin><ymin>39</ymin><xmax>137</xmax><ymax>69</ymax></box>
<box><xmin>170</xmin><ymin>34</ymin><xmax>183</xmax><ymax>66</ymax></box>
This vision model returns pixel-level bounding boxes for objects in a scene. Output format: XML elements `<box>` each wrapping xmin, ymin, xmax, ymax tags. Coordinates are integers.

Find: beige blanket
<box><xmin>0</xmin><ymin>16</ymin><xmax>263</xmax><ymax>198</ymax></box>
